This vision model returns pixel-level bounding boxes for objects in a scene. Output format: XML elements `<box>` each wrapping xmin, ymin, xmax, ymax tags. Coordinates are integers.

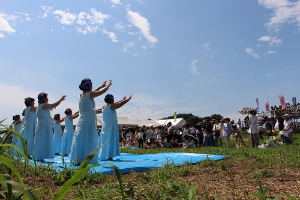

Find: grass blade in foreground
<box><xmin>53</xmin><ymin>144</ymin><xmax>105</xmax><ymax>200</ymax></box>
<box><xmin>103</xmin><ymin>163</ymin><xmax>125</xmax><ymax>200</ymax></box>
<box><xmin>0</xmin><ymin>180</ymin><xmax>38</xmax><ymax>200</ymax></box>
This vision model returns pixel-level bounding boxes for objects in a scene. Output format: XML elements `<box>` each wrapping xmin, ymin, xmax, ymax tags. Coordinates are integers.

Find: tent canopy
<box><xmin>61</xmin><ymin>115</ymin><xmax>160</xmax><ymax>127</ymax></box>
<box><xmin>156</xmin><ymin>118</ymin><xmax>186</xmax><ymax>128</ymax></box>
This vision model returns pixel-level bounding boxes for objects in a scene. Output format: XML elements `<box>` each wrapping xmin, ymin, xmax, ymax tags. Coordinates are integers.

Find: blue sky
<box><xmin>1</xmin><ymin>0</ymin><xmax>300</xmax><ymax>125</ymax></box>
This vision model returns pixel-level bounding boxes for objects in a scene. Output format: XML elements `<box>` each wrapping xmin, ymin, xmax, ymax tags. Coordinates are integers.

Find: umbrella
<box><xmin>238</xmin><ymin>107</ymin><xmax>255</xmax><ymax>115</ymax></box>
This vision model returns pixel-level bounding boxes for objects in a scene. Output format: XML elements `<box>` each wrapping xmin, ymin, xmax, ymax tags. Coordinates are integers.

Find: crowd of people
<box><xmin>119</xmin><ymin>109</ymin><xmax>295</xmax><ymax>149</ymax></box>
<box><xmin>119</xmin><ymin>117</ymin><xmax>244</xmax><ymax>149</ymax></box>
<box><xmin>11</xmin><ymin>79</ymin><xmax>132</xmax><ymax>165</ymax></box>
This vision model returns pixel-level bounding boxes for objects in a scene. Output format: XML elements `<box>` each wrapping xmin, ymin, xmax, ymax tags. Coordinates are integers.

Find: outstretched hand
<box><xmin>108</xmin><ymin>79</ymin><xmax>112</xmax><ymax>86</ymax></box>
<box><xmin>61</xmin><ymin>95</ymin><xmax>67</xmax><ymax>101</ymax></box>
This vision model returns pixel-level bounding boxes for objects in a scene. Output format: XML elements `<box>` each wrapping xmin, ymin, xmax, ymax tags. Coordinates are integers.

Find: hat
<box><xmin>249</xmin><ymin>109</ymin><xmax>257</xmax><ymax>114</ymax></box>
<box><xmin>283</xmin><ymin>114</ymin><xmax>290</xmax><ymax>118</ymax></box>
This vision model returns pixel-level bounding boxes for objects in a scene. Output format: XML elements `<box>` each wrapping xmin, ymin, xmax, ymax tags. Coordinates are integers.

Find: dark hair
<box><xmin>38</xmin><ymin>92</ymin><xmax>47</xmax><ymax>104</ymax></box>
<box><xmin>104</xmin><ymin>94</ymin><xmax>114</xmax><ymax>104</ymax></box>
<box><xmin>65</xmin><ymin>108</ymin><xmax>72</xmax><ymax>116</ymax></box>
<box><xmin>24</xmin><ymin>97</ymin><xmax>35</xmax><ymax>107</ymax></box>
<box><xmin>12</xmin><ymin>115</ymin><xmax>20</xmax><ymax>121</ymax></box>
<box><xmin>54</xmin><ymin>114</ymin><xmax>60</xmax><ymax>120</ymax></box>
<box><xmin>79</xmin><ymin>78</ymin><xmax>92</xmax><ymax>91</ymax></box>
<box><xmin>22</xmin><ymin>109</ymin><xmax>26</xmax><ymax>116</ymax></box>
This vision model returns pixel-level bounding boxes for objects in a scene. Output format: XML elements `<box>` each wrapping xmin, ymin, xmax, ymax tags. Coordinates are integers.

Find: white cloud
<box><xmin>117</xmin><ymin>93</ymin><xmax>176</xmax><ymax>120</ymax></box>
<box><xmin>16</xmin><ymin>12</ymin><xmax>31</xmax><ymax>21</ymax></box>
<box><xmin>269</xmin><ymin>36</ymin><xmax>282</xmax><ymax>46</ymax></box>
<box><xmin>103</xmin><ymin>29</ymin><xmax>118</xmax><ymax>42</ymax></box>
<box><xmin>258</xmin><ymin>0</ymin><xmax>300</xmax><ymax>32</ymax></box>
<box><xmin>258</xmin><ymin>35</ymin><xmax>282</xmax><ymax>46</ymax></box>
<box><xmin>40</xmin><ymin>6</ymin><xmax>53</xmax><ymax>18</ymax></box>
<box><xmin>202</xmin><ymin>42</ymin><xmax>210</xmax><ymax>50</ymax></box>
<box><xmin>110</xmin><ymin>0</ymin><xmax>121</xmax><ymax>5</ymax></box>
<box><xmin>115</xmin><ymin>22</ymin><xmax>125</xmax><ymax>31</ymax></box>
<box><xmin>0</xmin><ymin>13</ymin><xmax>16</xmax><ymax>38</ymax></box>
<box><xmin>126</xmin><ymin>8</ymin><xmax>158</xmax><ymax>45</ymax></box>
<box><xmin>189</xmin><ymin>59</ymin><xmax>199</xmax><ymax>75</ymax></box>
<box><xmin>266</xmin><ymin>50</ymin><xmax>277</xmax><ymax>54</ymax></box>
<box><xmin>245</xmin><ymin>47</ymin><xmax>260</xmax><ymax>59</ymax></box>
<box><xmin>267</xmin><ymin>72</ymin><xmax>278</xmax><ymax>77</ymax></box>
<box><xmin>123</xmin><ymin>41</ymin><xmax>135</xmax><ymax>52</ymax></box>
<box><xmin>258</xmin><ymin>35</ymin><xmax>272</xmax><ymax>41</ymax></box>
<box><xmin>53</xmin><ymin>10</ymin><xmax>77</xmax><ymax>25</ymax></box>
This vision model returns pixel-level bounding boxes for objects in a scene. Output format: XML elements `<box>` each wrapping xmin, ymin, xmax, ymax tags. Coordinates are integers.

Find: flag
<box><xmin>278</xmin><ymin>94</ymin><xmax>287</xmax><ymax>109</ymax></box>
<box><xmin>292</xmin><ymin>97</ymin><xmax>297</xmax><ymax>106</ymax></box>
<box><xmin>174</xmin><ymin>111</ymin><xmax>177</xmax><ymax>122</ymax></box>
<box><xmin>264</xmin><ymin>101</ymin><xmax>270</xmax><ymax>112</ymax></box>
<box><xmin>256</xmin><ymin>98</ymin><xmax>259</xmax><ymax>110</ymax></box>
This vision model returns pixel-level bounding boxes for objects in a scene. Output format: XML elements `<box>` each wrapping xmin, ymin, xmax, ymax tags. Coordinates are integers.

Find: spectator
<box><xmin>137</xmin><ymin>128</ymin><xmax>144</xmax><ymax>148</ymax></box>
<box><xmin>212</xmin><ymin>119</ymin><xmax>222</xmax><ymax>147</ymax></box>
<box><xmin>221</xmin><ymin>118</ymin><xmax>232</xmax><ymax>147</ymax></box>
<box><xmin>283</xmin><ymin>114</ymin><xmax>293</xmax><ymax>144</ymax></box>
<box><xmin>249</xmin><ymin>109</ymin><xmax>259</xmax><ymax>147</ymax></box>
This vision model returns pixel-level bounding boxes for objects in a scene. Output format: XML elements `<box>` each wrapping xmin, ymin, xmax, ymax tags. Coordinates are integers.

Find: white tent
<box><xmin>156</xmin><ymin>118</ymin><xmax>186</xmax><ymax>128</ymax></box>
<box><xmin>62</xmin><ymin>115</ymin><xmax>161</xmax><ymax>127</ymax></box>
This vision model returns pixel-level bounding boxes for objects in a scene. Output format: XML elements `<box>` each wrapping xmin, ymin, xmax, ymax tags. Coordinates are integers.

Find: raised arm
<box><xmin>93</xmin><ymin>80</ymin><xmax>107</xmax><ymax>92</ymax></box>
<box><xmin>110</xmin><ymin>94</ymin><xmax>132</xmax><ymax>110</ymax></box>
<box><xmin>70</xmin><ymin>111</ymin><xmax>79</xmax><ymax>120</ymax></box>
<box><xmin>90</xmin><ymin>79</ymin><xmax>112</xmax><ymax>99</ymax></box>
<box><xmin>42</xmin><ymin>95</ymin><xmax>66</xmax><ymax>110</ymax></box>
<box><xmin>96</xmin><ymin>108</ymin><xmax>103</xmax><ymax>114</ymax></box>
<box><xmin>56</xmin><ymin>117</ymin><xmax>65</xmax><ymax>124</ymax></box>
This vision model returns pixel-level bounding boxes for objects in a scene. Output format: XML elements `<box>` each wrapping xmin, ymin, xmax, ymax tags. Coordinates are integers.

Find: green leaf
<box><xmin>103</xmin><ymin>163</ymin><xmax>125</xmax><ymax>200</ymax></box>
<box><xmin>0</xmin><ymin>155</ymin><xmax>24</xmax><ymax>185</ymax></box>
<box><xmin>187</xmin><ymin>185</ymin><xmax>196</xmax><ymax>200</ymax></box>
<box><xmin>0</xmin><ymin>180</ymin><xmax>38</xmax><ymax>200</ymax></box>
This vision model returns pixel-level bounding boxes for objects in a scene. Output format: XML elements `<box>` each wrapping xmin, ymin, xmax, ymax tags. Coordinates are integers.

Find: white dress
<box><xmin>20</xmin><ymin>107</ymin><xmax>37</xmax><ymax>155</ymax></box>
<box><xmin>53</xmin><ymin>122</ymin><xmax>62</xmax><ymax>154</ymax></box>
<box><xmin>61</xmin><ymin>116</ymin><xmax>74</xmax><ymax>156</ymax></box>
<box><xmin>99</xmin><ymin>104</ymin><xmax>120</xmax><ymax>161</ymax></box>
<box><xmin>33</xmin><ymin>104</ymin><xmax>54</xmax><ymax>160</ymax></box>
<box><xmin>12</xmin><ymin>121</ymin><xmax>22</xmax><ymax>151</ymax></box>
<box><xmin>70</xmin><ymin>93</ymin><xmax>99</xmax><ymax>165</ymax></box>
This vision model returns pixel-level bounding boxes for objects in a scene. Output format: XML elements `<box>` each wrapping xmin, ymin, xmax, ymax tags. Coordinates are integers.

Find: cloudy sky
<box><xmin>1</xmin><ymin>0</ymin><xmax>300</xmax><ymax>125</ymax></box>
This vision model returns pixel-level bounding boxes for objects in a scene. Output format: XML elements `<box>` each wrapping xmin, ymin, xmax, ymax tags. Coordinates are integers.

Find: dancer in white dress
<box><xmin>12</xmin><ymin>115</ymin><xmax>22</xmax><ymax>148</ymax></box>
<box><xmin>19</xmin><ymin>97</ymin><xmax>36</xmax><ymax>155</ymax></box>
<box><xmin>70</xmin><ymin>79</ymin><xmax>112</xmax><ymax>165</ymax></box>
<box><xmin>61</xmin><ymin>108</ymin><xmax>79</xmax><ymax>156</ymax></box>
<box><xmin>33</xmin><ymin>93</ymin><xmax>66</xmax><ymax>161</ymax></box>
<box><xmin>53</xmin><ymin>114</ymin><xmax>65</xmax><ymax>155</ymax></box>
<box><xmin>99</xmin><ymin>94</ymin><xmax>132</xmax><ymax>161</ymax></box>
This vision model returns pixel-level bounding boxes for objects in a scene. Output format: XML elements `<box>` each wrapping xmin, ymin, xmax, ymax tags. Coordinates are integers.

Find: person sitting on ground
<box><xmin>170</xmin><ymin>136</ymin><xmax>179</xmax><ymax>148</ymax></box>
<box><xmin>182</xmin><ymin>135</ymin><xmax>196</xmax><ymax>149</ymax></box>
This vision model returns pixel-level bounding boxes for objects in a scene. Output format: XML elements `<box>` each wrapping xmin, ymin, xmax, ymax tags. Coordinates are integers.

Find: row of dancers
<box><xmin>11</xmin><ymin>79</ymin><xmax>132</xmax><ymax>164</ymax></box>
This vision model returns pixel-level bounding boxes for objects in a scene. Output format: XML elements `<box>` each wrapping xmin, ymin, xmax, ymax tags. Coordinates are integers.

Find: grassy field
<box><xmin>1</xmin><ymin>128</ymin><xmax>300</xmax><ymax>199</ymax></box>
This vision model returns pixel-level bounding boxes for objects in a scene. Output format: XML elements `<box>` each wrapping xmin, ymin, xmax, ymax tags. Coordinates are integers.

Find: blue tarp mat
<box><xmin>40</xmin><ymin>153</ymin><xmax>225</xmax><ymax>175</ymax></box>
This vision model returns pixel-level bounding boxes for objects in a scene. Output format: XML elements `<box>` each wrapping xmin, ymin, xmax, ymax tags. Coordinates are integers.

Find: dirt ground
<box><xmin>179</xmin><ymin>160</ymin><xmax>300</xmax><ymax>199</ymax></box>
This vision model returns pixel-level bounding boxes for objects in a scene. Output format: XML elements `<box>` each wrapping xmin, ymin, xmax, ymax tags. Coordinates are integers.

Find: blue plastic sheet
<box><xmin>40</xmin><ymin>153</ymin><xmax>225</xmax><ymax>175</ymax></box>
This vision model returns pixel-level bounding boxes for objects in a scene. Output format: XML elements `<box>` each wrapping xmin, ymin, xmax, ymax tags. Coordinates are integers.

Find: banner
<box><xmin>278</xmin><ymin>94</ymin><xmax>287</xmax><ymax>109</ymax></box>
<box><xmin>292</xmin><ymin>97</ymin><xmax>297</xmax><ymax>106</ymax></box>
<box><xmin>256</xmin><ymin>98</ymin><xmax>259</xmax><ymax>110</ymax></box>
<box><xmin>174</xmin><ymin>111</ymin><xmax>177</xmax><ymax>122</ymax></box>
<box><xmin>264</xmin><ymin>101</ymin><xmax>270</xmax><ymax>112</ymax></box>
